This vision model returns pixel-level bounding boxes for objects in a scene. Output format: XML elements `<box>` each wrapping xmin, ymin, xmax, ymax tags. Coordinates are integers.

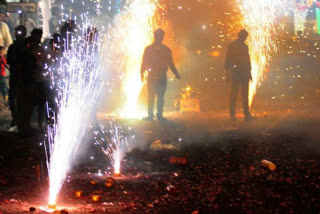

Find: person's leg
<box><xmin>0</xmin><ymin>76</ymin><xmax>6</xmax><ymax>99</ymax></box>
<box><xmin>37</xmin><ymin>82</ymin><xmax>47</xmax><ymax>129</ymax></box>
<box><xmin>147</xmin><ymin>80</ymin><xmax>156</xmax><ymax>119</ymax></box>
<box><xmin>8</xmin><ymin>84</ymin><xmax>17</xmax><ymax>126</ymax></box>
<box><xmin>18</xmin><ymin>85</ymin><xmax>34</xmax><ymax>134</ymax></box>
<box><xmin>241</xmin><ymin>79</ymin><xmax>252</xmax><ymax>119</ymax></box>
<box><xmin>156</xmin><ymin>76</ymin><xmax>167</xmax><ymax>120</ymax></box>
<box><xmin>229</xmin><ymin>77</ymin><xmax>239</xmax><ymax>120</ymax></box>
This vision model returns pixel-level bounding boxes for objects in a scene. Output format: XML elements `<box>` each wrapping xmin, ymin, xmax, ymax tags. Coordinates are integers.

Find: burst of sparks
<box><xmin>111</xmin><ymin>0</ymin><xmax>160</xmax><ymax>118</ymax></box>
<box><xmin>238</xmin><ymin>0</ymin><xmax>280</xmax><ymax>106</ymax></box>
<box><xmin>45</xmin><ymin>20</ymin><xmax>103</xmax><ymax>205</ymax></box>
<box><xmin>95</xmin><ymin>122</ymin><xmax>129</xmax><ymax>175</ymax></box>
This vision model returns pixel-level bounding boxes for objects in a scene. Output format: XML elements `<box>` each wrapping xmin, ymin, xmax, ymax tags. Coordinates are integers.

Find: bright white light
<box><xmin>109</xmin><ymin>0</ymin><xmax>159</xmax><ymax>118</ymax></box>
<box><xmin>46</xmin><ymin>23</ymin><xmax>103</xmax><ymax>205</ymax></box>
<box><xmin>238</xmin><ymin>0</ymin><xmax>280</xmax><ymax>106</ymax></box>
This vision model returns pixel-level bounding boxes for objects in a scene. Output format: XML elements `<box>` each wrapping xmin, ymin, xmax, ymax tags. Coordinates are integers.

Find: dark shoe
<box><xmin>143</xmin><ymin>116</ymin><xmax>154</xmax><ymax>121</ymax></box>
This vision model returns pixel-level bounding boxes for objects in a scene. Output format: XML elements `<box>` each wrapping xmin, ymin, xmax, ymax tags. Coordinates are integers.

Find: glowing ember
<box><xmin>91</xmin><ymin>195</ymin><xmax>101</xmax><ymax>203</ymax></box>
<box><xmin>75</xmin><ymin>191</ymin><xmax>83</xmax><ymax>198</ymax></box>
<box><xmin>237</xmin><ymin>0</ymin><xmax>280</xmax><ymax>106</ymax></box>
<box><xmin>105</xmin><ymin>177</ymin><xmax>115</xmax><ymax>187</ymax></box>
<box><xmin>48</xmin><ymin>204</ymin><xmax>56</xmax><ymax>210</ymax></box>
<box><xmin>110</xmin><ymin>0</ymin><xmax>160</xmax><ymax>118</ymax></box>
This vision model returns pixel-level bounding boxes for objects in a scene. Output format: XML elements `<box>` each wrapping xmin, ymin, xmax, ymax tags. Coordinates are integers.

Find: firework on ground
<box><xmin>44</xmin><ymin>18</ymin><xmax>103</xmax><ymax>205</ymax></box>
<box><xmin>94</xmin><ymin>121</ymin><xmax>131</xmax><ymax>175</ymax></box>
<box><xmin>237</xmin><ymin>0</ymin><xmax>281</xmax><ymax>106</ymax></box>
<box><xmin>107</xmin><ymin>0</ymin><xmax>160</xmax><ymax>118</ymax></box>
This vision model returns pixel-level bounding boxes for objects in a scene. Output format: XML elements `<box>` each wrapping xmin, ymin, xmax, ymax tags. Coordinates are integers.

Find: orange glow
<box><xmin>90</xmin><ymin>180</ymin><xmax>97</xmax><ymax>185</ymax></box>
<box><xmin>75</xmin><ymin>191</ymin><xmax>83</xmax><ymax>198</ymax></box>
<box><xmin>47</xmin><ymin>204</ymin><xmax>56</xmax><ymax>210</ymax></box>
<box><xmin>210</xmin><ymin>51</ymin><xmax>221</xmax><ymax>57</ymax></box>
<box><xmin>91</xmin><ymin>195</ymin><xmax>101</xmax><ymax>203</ymax></box>
<box><xmin>105</xmin><ymin>177</ymin><xmax>114</xmax><ymax>188</ymax></box>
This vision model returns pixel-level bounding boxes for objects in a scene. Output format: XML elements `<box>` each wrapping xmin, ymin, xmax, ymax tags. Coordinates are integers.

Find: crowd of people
<box><xmin>0</xmin><ymin>14</ymin><xmax>98</xmax><ymax>137</ymax></box>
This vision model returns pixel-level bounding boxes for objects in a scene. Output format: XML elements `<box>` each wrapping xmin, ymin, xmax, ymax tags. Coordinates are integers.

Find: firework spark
<box><xmin>95</xmin><ymin>122</ymin><xmax>129</xmax><ymax>175</ymax></box>
<box><xmin>238</xmin><ymin>0</ymin><xmax>280</xmax><ymax>106</ymax></box>
<box><xmin>45</xmin><ymin>21</ymin><xmax>103</xmax><ymax>205</ymax></box>
<box><xmin>110</xmin><ymin>0</ymin><xmax>160</xmax><ymax>118</ymax></box>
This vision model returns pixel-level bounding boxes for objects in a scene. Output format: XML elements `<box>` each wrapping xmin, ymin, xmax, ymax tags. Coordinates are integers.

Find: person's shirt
<box><xmin>20</xmin><ymin>38</ymin><xmax>45</xmax><ymax>85</ymax></box>
<box><xmin>7</xmin><ymin>39</ymin><xmax>26</xmax><ymax>72</ymax></box>
<box><xmin>225</xmin><ymin>40</ymin><xmax>251</xmax><ymax>80</ymax></box>
<box><xmin>141</xmin><ymin>42</ymin><xmax>178</xmax><ymax>79</ymax></box>
<box><xmin>0</xmin><ymin>56</ymin><xmax>7</xmax><ymax>77</ymax></box>
<box><xmin>0</xmin><ymin>21</ymin><xmax>13</xmax><ymax>49</ymax></box>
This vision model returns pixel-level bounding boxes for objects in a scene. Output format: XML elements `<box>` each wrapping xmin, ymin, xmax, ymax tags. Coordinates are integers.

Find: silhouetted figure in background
<box><xmin>60</xmin><ymin>20</ymin><xmax>77</xmax><ymax>51</ymax></box>
<box><xmin>7</xmin><ymin>25</ymin><xmax>27</xmax><ymax>127</ymax></box>
<box><xmin>0</xmin><ymin>46</ymin><xmax>7</xmax><ymax>100</ymax></box>
<box><xmin>18</xmin><ymin>29</ymin><xmax>45</xmax><ymax>134</ymax></box>
<box><xmin>141</xmin><ymin>29</ymin><xmax>181</xmax><ymax>121</ymax></box>
<box><xmin>225</xmin><ymin>29</ymin><xmax>253</xmax><ymax>121</ymax></box>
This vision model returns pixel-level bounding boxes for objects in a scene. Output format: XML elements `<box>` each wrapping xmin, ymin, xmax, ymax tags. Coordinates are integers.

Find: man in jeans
<box><xmin>141</xmin><ymin>29</ymin><xmax>181</xmax><ymax>121</ymax></box>
<box><xmin>225</xmin><ymin>29</ymin><xmax>253</xmax><ymax>121</ymax></box>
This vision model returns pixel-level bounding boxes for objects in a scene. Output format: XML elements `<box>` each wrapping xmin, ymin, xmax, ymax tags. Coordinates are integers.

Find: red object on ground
<box><xmin>169</xmin><ymin>157</ymin><xmax>188</xmax><ymax>165</ymax></box>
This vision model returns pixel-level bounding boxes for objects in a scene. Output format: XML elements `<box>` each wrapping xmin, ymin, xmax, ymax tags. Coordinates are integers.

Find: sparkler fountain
<box><xmin>44</xmin><ymin>22</ymin><xmax>103</xmax><ymax>208</ymax></box>
<box><xmin>237</xmin><ymin>0</ymin><xmax>281</xmax><ymax>106</ymax></box>
<box><xmin>95</xmin><ymin>122</ymin><xmax>129</xmax><ymax>176</ymax></box>
<box><xmin>111</xmin><ymin>0</ymin><xmax>160</xmax><ymax>118</ymax></box>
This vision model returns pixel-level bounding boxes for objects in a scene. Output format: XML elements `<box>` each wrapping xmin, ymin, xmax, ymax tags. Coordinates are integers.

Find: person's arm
<box><xmin>225</xmin><ymin>45</ymin><xmax>232</xmax><ymax>82</ymax></box>
<box><xmin>168</xmin><ymin>49</ymin><xmax>180</xmax><ymax>80</ymax></box>
<box><xmin>140</xmin><ymin>48</ymin><xmax>147</xmax><ymax>81</ymax></box>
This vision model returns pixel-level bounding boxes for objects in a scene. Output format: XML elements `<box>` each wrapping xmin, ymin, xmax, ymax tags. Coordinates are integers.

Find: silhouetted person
<box><xmin>141</xmin><ymin>29</ymin><xmax>181</xmax><ymax>121</ymax></box>
<box><xmin>7</xmin><ymin>25</ymin><xmax>27</xmax><ymax>127</ymax></box>
<box><xmin>17</xmin><ymin>29</ymin><xmax>45</xmax><ymax>134</ymax></box>
<box><xmin>0</xmin><ymin>46</ymin><xmax>7</xmax><ymax>100</ymax></box>
<box><xmin>225</xmin><ymin>29</ymin><xmax>253</xmax><ymax>121</ymax></box>
<box><xmin>60</xmin><ymin>20</ymin><xmax>77</xmax><ymax>51</ymax></box>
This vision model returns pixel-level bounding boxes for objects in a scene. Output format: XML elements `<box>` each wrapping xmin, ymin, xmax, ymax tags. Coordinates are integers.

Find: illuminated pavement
<box><xmin>0</xmin><ymin>107</ymin><xmax>320</xmax><ymax>213</ymax></box>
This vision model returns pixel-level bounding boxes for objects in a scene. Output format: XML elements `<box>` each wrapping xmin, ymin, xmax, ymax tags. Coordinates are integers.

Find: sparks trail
<box><xmin>44</xmin><ymin>19</ymin><xmax>103</xmax><ymax>206</ymax></box>
<box><xmin>94</xmin><ymin>121</ymin><xmax>132</xmax><ymax>176</ymax></box>
<box><xmin>108</xmin><ymin>0</ymin><xmax>160</xmax><ymax>118</ymax></box>
<box><xmin>237</xmin><ymin>0</ymin><xmax>280</xmax><ymax>106</ymax></box>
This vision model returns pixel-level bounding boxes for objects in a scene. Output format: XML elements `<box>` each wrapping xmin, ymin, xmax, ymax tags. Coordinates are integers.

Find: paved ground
<box><xmin>0</xmin><ymin>100</ymin><xmax>320</xmax><ymax>213</ymax></box>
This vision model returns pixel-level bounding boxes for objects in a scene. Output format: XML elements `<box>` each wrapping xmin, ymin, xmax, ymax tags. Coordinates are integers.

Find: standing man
<box><xmin>225</xmin><ymin>29</ymin><xmax>253</xmax><ymax>121</ymax></box>
<box><xmin>141</xmin><ymin>29</ymin><xmax>181</xmax><ymax>121</ymax></box>
<box><xmin>7</xmin><ymin>25</ymin><xmax>27</xmax><ymax>127</ymax></box>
